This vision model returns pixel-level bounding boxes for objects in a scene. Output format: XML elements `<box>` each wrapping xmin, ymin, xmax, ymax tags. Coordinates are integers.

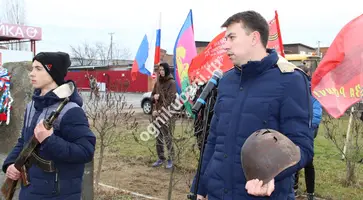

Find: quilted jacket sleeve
<box><xmin>274</xmin><ymin>71</ymin><xmax>314</xmax><ymax>182</ymax></box>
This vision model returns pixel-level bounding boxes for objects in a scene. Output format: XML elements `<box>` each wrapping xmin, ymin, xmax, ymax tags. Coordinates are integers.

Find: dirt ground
<box><xmin>96</xmin><ymin>154</ymin><xmax>320</xmax><ymax>200</ymax></box>
<box><xmin>97</xmin><ymin>154</ymin><xmax>195</xmax><ymax>200</ymax></box>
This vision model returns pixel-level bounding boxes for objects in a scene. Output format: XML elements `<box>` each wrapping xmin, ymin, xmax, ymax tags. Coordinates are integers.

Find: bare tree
<box><xmin>97</xmin><ymin>42</ymin><xmax>131</xmax><ymax>66</ymax></box>
<box><xmin>322</xmin><ymin>105</ymin><xmax>363</xmax><ymax>186</ymax></box>
<box><xmin>131</xmin><ymin>105</ymin><xmax>197</xmax><ymax>199</ymax></box>
<box><xmin>166</xmin><ymin>114</ymin><xmax>196</xmax><ymax>200</ymax></box>
<box><xmin>95</xmin><ymin>42</ymin><xmax>109</xmax><ymax>66</ymax></box>
<box><xmin>70</xmin><ymin>41</ymin><xmax>130</xmax><ymax>66</ymax></box>
<box><xmin>1</xmin><ymin>0</ymin><xmax>26</xmax><ymax>24</ymax></box>
<box><xmin>70</xmin><ymin>42</ymin><xmax>98</xmax><ymax>66</ymax></box>
<box><xmin>84</xmin><ymin>81</ymin><xmax>138</xmax><ymax>189</ymax></box>
<box><xmin>111</xmin><ymin>43</ymin><xmax>131</xmax><ymax>63</ymax></box>
<box><xmin>0</xmin><ymin>0</ymin><xmax>27</xmax><ymax>50</ymax></box>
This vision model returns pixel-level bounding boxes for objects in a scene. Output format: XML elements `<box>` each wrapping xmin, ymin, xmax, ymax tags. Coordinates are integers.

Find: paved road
<box><xmin>79</xmin><ymin>92</ymin><xmax>145</xmax><ymax>114</ymax></box>
<box><xmin>79</xmin><ymin>91</ymin><xmax>144</xmax><ymax>108</ymax></box>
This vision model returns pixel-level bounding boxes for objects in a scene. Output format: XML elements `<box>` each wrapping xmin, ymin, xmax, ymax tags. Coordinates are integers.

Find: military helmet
<box><xmin>241</xmin><ymin>129</ymin><xmax>301</xmax><ymax>184</ymax></box>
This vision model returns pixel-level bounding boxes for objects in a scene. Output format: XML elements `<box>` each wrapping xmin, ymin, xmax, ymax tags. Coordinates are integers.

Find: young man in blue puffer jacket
<box><xmin>2</xmin><ymin>52</ymin><xmax>96</xmax><ymax>200</ymax></box>
<box><xmin>294</xmin><ymin>65</ymin><xmax>323</xmax><ymax>200</ymax></box>
<box><xmin>191</xmin><ymin>10</ymin><xmax>314</xmax><ymax>200</ymax></box>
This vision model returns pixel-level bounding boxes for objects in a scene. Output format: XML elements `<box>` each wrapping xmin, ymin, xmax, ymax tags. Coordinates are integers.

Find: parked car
<box><xmin>140</xmin><ymin>92</ymin><xmax>192</xmax><ymax>118</ymax></box>
<box><xmin>141</xmin><ymin>92</ymin><xmax>153</xmax><ymax>114</ymax></box>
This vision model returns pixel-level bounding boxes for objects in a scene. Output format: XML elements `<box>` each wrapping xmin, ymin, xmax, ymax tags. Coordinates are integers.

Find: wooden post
<box><xmin>82</xmin><ymin>160</ymin><xmax>94</xmax><ymax>200</ymax></box>
<box><xmin>342</xmin><ymin>107</ymin><xmax>354</xmax><ymax>160</ymax></box>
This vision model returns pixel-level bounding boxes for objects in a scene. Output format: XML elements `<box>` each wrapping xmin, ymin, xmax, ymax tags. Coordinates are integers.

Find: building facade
<box><xmin>283</xmin><ymin>43</ymin><xmax>317</xmax><ymax>54</ymax></box>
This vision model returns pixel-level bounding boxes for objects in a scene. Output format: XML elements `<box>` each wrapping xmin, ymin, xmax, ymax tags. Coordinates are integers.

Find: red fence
<box><xmin>65</xmin><ymin>70</ymin><xmax>149</xmax><ymax>93</ymax></box>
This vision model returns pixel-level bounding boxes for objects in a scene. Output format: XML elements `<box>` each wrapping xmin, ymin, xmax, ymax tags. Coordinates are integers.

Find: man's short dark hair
<box><xmin>221</xmin><ymin>11</ymin><xmax>269</xmax><ymax>48</ymax></box>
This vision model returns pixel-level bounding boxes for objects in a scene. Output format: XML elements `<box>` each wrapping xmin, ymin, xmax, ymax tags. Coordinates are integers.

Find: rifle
<box><xmin>1</xmin><ymin>82</ymin><xmax>74</xmax><ymax>200</ymax></box>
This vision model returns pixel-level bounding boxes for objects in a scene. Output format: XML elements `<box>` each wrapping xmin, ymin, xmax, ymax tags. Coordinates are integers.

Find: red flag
<box><xmin>188</xmin><ymin>31</ymin><xmax>233</xmax><ymax>83</ymax></box>
<box><xmin>267</xmin><ymin>10</ymin><xmax>285</xmax><ymax>57</ymax></box>
<box><xmin>188</xmin><ymin>11</ymin><xmax>284</xmax><ymax>83</ymax></box>
<box><xmin>311</xmin><ymin>14</ymin><xmax>363</xmax><ymax>118</ymax></box>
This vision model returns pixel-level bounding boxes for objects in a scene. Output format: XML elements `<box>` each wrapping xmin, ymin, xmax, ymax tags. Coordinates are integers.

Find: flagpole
<box><xmin>154</xmin><ymin>11</ymin><xmax>162</xmax><ymax>65</ymax></box>
<box><xmin>274</xmin><ymin>10</ymin><xmax>285</xmax><ymax>57</ymax></box>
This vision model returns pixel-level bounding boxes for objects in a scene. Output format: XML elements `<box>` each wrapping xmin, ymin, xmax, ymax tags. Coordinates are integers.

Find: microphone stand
<box><xmin>188</xmin><ymin>88</ymin><xmax>217</xmax><ymax>200</ymax></box>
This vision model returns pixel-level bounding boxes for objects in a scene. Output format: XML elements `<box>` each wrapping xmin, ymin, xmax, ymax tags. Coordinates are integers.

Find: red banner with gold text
<box><xmin>311</xmin><ymin>14</ymin><xmax>363</xmax><ymax>118</ymax></box>
<box><xmin>267</xmin><ymin>11</ymin><xmax>285</xmax><ymax>57</ymax></box>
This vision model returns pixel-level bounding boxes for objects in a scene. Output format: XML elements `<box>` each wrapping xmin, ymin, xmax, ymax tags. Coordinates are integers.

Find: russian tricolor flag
<box><xmin>131</xmin><ymin>13</ymin><xmax>161</xmax><ymax>81</ymax></box>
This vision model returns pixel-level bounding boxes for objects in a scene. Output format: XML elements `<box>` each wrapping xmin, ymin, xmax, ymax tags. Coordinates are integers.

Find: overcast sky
<box><xmin>5</xmin><ymin>0</ymin><xmax>363</xmax><ymax>59</ymax></box>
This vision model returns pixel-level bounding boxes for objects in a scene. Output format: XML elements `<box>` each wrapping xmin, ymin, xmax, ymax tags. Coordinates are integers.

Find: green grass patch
<box><xmin>296</xmin><ymin>127</ymin><xmax>363</xmax><ymax>200</ymax></box>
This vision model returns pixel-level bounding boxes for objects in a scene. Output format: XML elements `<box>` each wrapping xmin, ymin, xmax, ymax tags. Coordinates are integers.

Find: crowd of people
<box><xmin>148</xmin><ymin>10</ymin><xmax>322</xmax><ymax>200</ymax></box>
<box><xmin>1</xmin><ymin>10</ymin><xmax>323</xmax><ymax>200</ymax></box>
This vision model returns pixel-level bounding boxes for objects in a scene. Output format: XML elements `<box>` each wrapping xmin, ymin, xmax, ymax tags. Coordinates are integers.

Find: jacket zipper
<box><xmin>54</xmin><ymin>169</ymin><xmax>60</xmax><ymax>195</ymax></box>
<box><xmin>236</xmin><ymin>68</ymin><xmax>254</xmax><ymax>195</ymax></box>
<box><xmin>231</xmin><ymin>68</ymin><xmax>250</xmax><ymax>196</ymax></box>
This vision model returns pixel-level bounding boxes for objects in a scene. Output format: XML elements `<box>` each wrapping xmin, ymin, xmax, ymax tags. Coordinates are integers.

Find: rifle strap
<box><xmin>23</xmin><ymin>101</ymin><xmax>80</xmax><ymax>173</ymax></box>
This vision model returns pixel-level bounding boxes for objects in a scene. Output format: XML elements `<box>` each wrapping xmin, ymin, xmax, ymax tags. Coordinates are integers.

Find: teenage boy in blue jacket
<box><xmin>3</xmin><ymin>52</ymin><xmax>96</xmax><ymax>200</ymax></box>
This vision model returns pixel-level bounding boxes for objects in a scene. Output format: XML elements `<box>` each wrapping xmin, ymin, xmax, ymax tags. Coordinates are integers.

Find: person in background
<box><xmin>294</xmin><ymin>64</ymin><xmax>323</xmax><ymax>200</ymax></box>
<box><xmin>89</xmin><ymin>75</ymin><xmax>98</xmax><ymax>100</ymax></box>
<box><xmin>150</xmin><ymin>63</ymin><xmax>177</xmax><ymax>169</ymax></box>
